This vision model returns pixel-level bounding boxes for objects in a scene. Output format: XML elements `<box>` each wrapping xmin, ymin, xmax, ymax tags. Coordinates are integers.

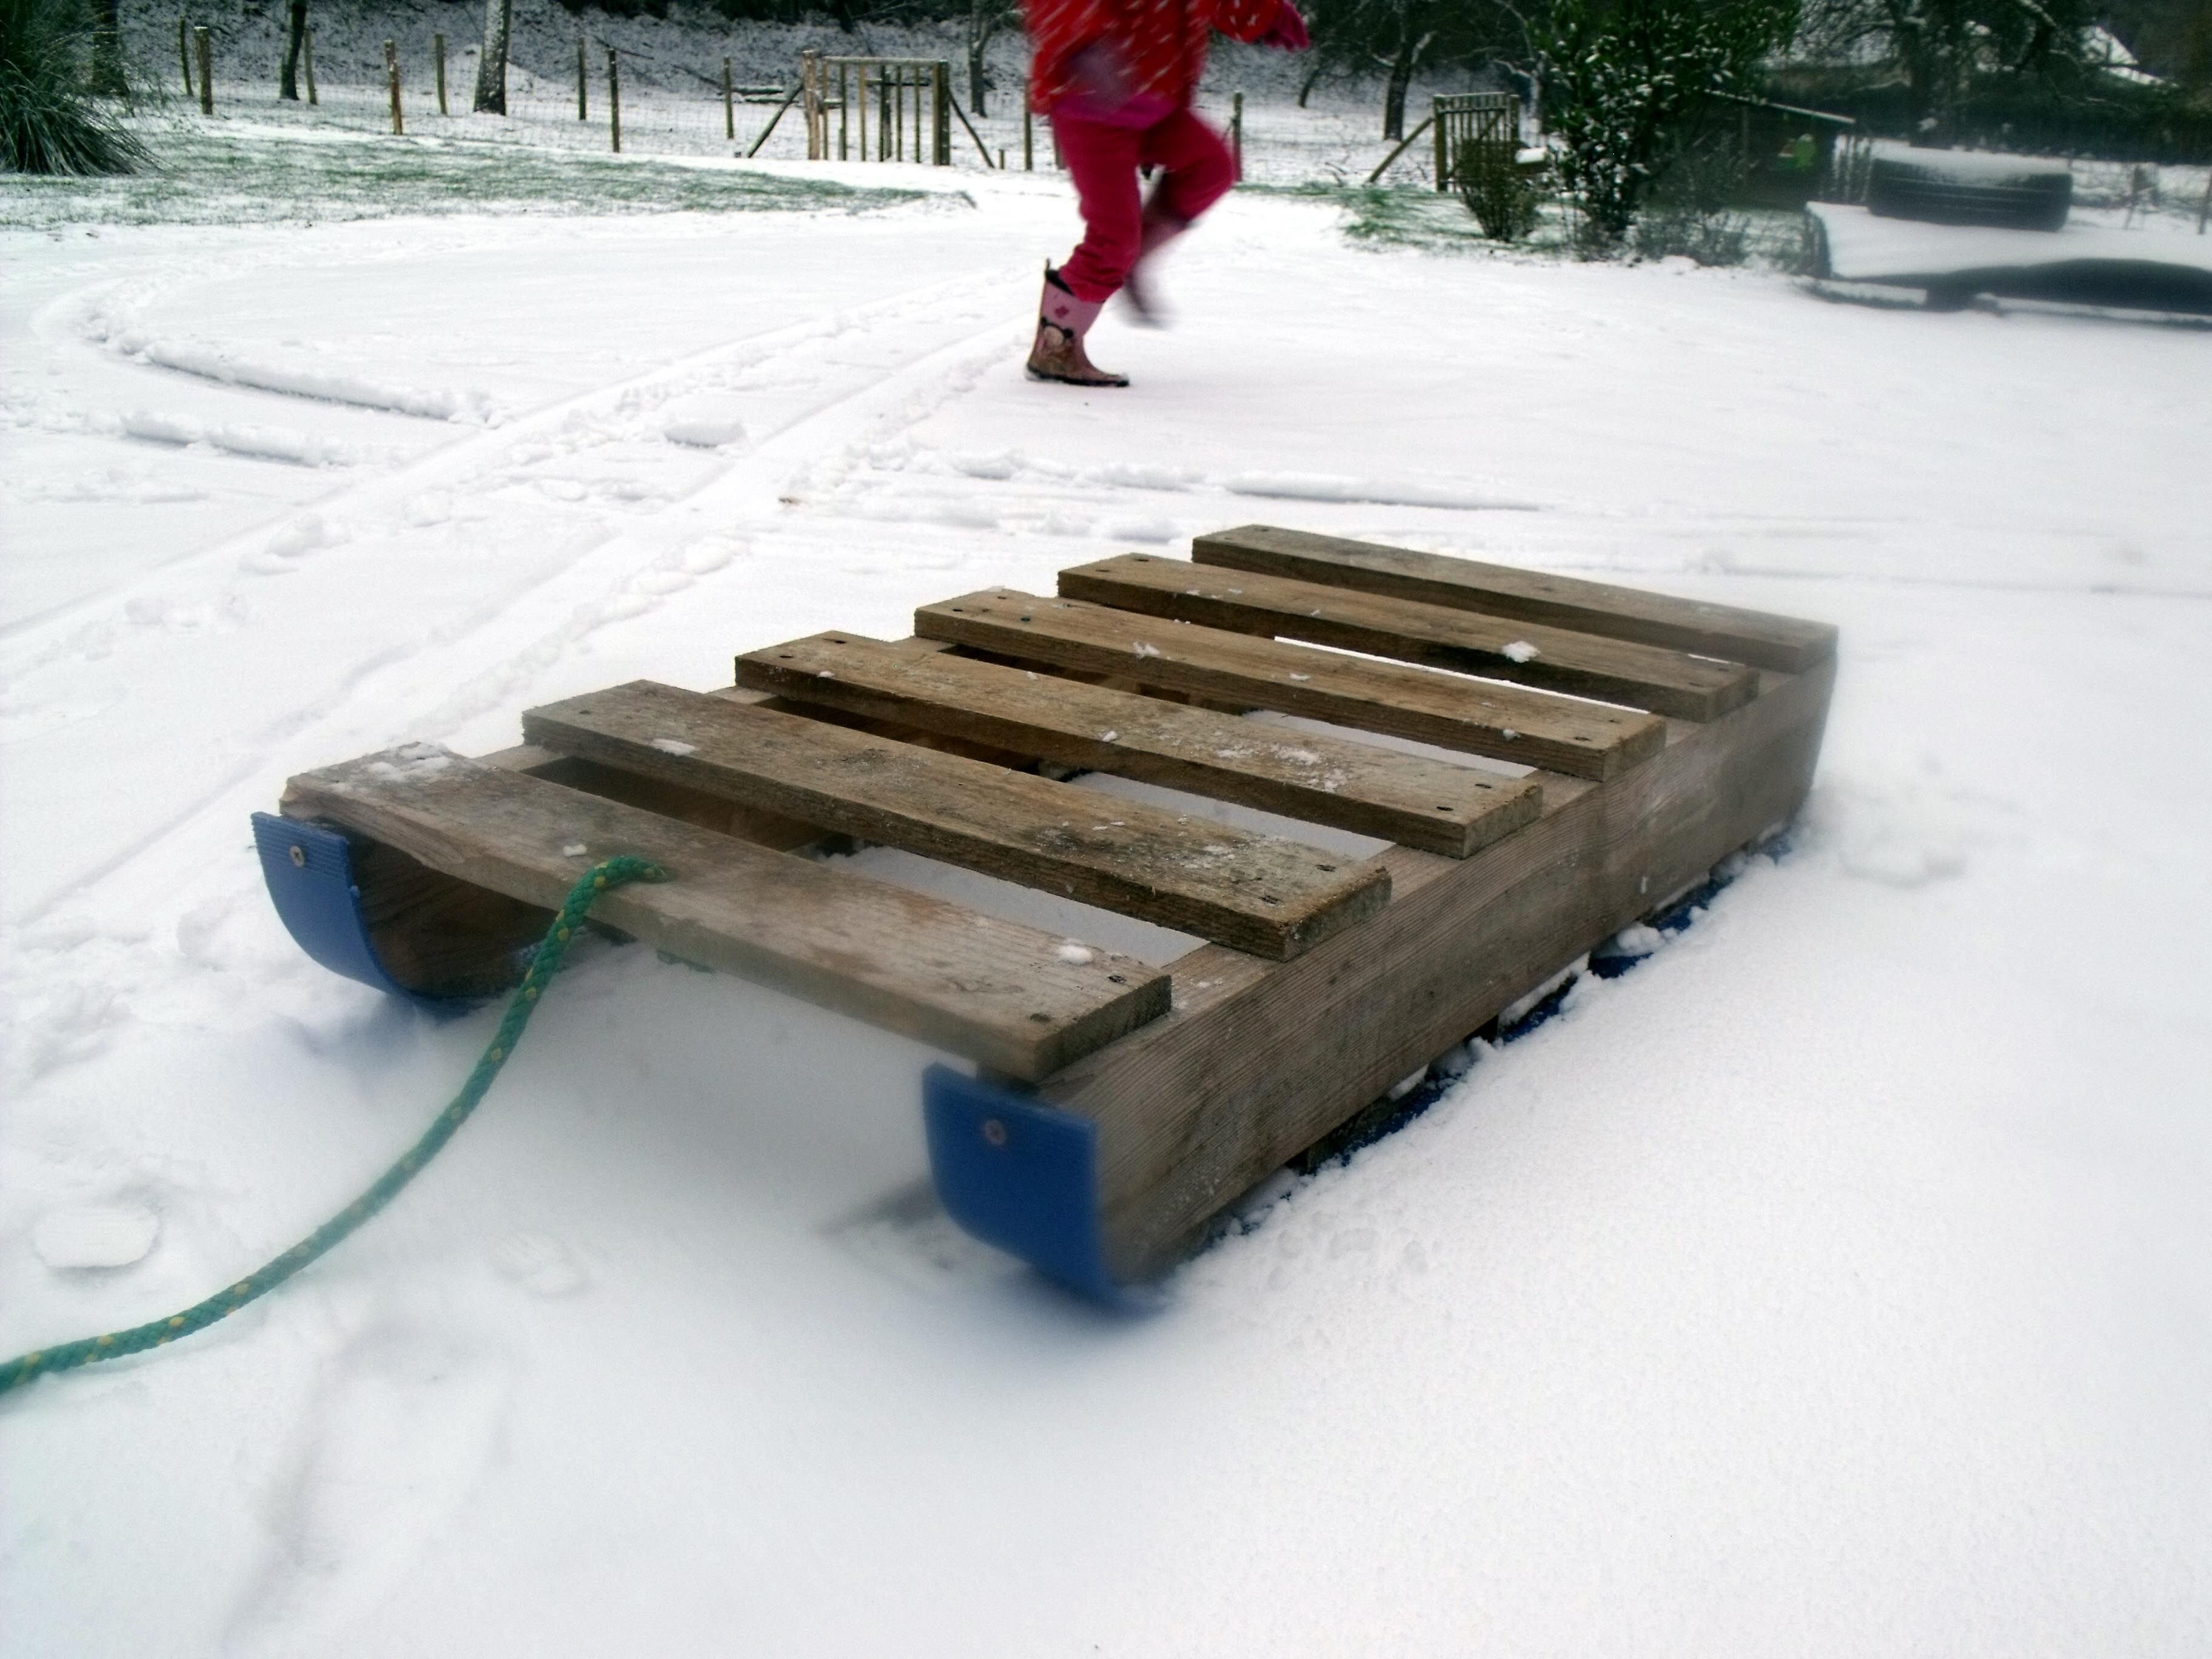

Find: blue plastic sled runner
<box><xmin>258</xmin><ymin>525</ymin><xmax>1836</xmax><ymax>1301</ymax></box>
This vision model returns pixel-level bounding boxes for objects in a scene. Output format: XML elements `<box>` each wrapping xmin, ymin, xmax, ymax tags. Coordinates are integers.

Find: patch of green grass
<box><xmin>1247</xmin><ymin>180</ymin><xmax>1812</xmax><ymax>270</ymax></box>
<box><xmin>0</xmin><ymin>118</ymin><xmax>927</xmax><ymax>229</ymax></box>
<box><xmin>1244</xmin><ymin>181</ymin><xmax>1578</xmax><ymax>258</ymax></box>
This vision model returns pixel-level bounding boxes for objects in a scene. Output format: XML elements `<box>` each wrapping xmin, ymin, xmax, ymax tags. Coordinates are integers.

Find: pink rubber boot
<box><xmin>1026</xmin><ymin>266</ymin><xmax>1130</xmax><ymax>388</ymax></box>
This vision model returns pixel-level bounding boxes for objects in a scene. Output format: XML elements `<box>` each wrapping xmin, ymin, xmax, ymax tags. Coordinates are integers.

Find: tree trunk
<box><xmin>1298</xmin><ymin>62</ymin><xmax>1323</xmax><ymax>110</ymax></box>
<box><xmin>969</xmin><ymin>0</ymin><xmax>990</xmax><ymax>117</ymax></box>
<box><xmin>281</xmin><ymin>0</ymin><xmax>309</xmax><ymax>101</ymax></box>
<box><xmin>1382</xmin><ymin>34</ymin><xmax>1416</xmax><ymax>142</ymax></box>
<box><xmin>89</xmin><ymin>0</ymin><xmax>127</xmax><ymax>96</ymax></box>
<box><xmin>474</xmin><ymin>0</ymin><xmax>514</xmax><ymax>116</ymax></box>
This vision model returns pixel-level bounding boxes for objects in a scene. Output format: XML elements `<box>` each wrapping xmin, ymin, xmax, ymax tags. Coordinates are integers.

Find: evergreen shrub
<box><xmin>1</xmin><ymin>0</ymin><xmax>147</xmax><ymax>175</ymax></box>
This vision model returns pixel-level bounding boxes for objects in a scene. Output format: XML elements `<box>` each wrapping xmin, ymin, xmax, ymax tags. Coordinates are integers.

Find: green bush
<box><xmin>1451</xmin><ymin>138</ymin><xmax>1540</xmax><ymax>242</ymax></box>
<box><xmin>1453</xmin><ymin>137</ymin><xmax>1542</xmax><ymax>241</ymax></box>
<box><xmin>1632</xmin><ymin>136</ymin><xmax>1753</xmax><ymax>265</ymax></box>
<box><xmin>1</xmin><ymin>0</ymin><xmax>147</xmax><ymax>175</ymax></box>
<box><xmin>1537</xmin><ymin>0</ymin><xmax>1798</xmax><ymax>251</ymax></box>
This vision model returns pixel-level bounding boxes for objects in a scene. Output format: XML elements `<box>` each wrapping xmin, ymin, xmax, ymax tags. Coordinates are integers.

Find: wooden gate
<box><xmin>1433</xmin><ymin>92</ymin><xmax>1519</xmax><ymax>193</ymax></box>
<box><xmin>803</xmin><ymin>53</ymin><xmax>951</xmax><ymax>166</ymax></box>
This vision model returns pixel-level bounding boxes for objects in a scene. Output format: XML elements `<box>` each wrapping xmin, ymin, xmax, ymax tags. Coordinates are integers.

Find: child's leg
<box><xmin>1050</xmin><ymin>113</ymin><xmax>1145</xmax><ymax>302</ymax></box>
<box><xmin>1139</xmin><ymin>110</ymin><xmax>1237</xmax><ymax>227</ymax></box>
<box><xmin>1117</xmin><ymin>111</ymin><xmax>1237</xmax><ymax>323</ymax></box>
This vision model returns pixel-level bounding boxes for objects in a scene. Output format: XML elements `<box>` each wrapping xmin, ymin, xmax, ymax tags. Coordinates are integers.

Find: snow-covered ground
<box><xmin>4</xmin><ymin>119</ymin><xmax>2211</xmax><ymax>1655</ymax></box>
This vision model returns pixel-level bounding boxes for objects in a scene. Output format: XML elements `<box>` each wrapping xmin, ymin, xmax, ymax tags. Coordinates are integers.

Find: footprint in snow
<box><xmin>33</xmin><ymin>1202</ymin><xmax>160</xmax><ymax>1270</ymax></box>
<box><xmin>227</xmin><ymin>1326</ymin><xmax>512</xmax><ymax>1651</ymax></box>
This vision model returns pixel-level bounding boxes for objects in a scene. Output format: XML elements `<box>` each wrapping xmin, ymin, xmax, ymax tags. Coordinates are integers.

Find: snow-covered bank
<box><xmin>2</xmin><ymin>165</ymin><xmax>2210</xmax><ymax>1655</ymax></box>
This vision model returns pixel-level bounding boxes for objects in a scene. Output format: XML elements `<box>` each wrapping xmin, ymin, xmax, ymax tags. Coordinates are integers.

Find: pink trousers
<box><xmin>1051</xmin><ymin>107</ymin><xmax>1238</xmax><ymax>304</ymax></box>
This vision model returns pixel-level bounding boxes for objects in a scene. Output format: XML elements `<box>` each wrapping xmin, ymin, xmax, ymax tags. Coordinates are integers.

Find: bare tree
<box><xmin>967</xmin><ymin>0</ymin><xmax>1016</xmax><ymax>116</ymax></box>
<box><xmin>280</xmin><ymin>0</ymin><xmax>309</xmax><ymax>101</ymax></box>
<box><xmin>475</xmin><ymin>0</ymin><xmax>514</xmax><ymax>115</ymax></box>
<box><xmin>1796</xmin><ymin>0</ymin><xmax>2098</xmax><ymax>145</ymax></box>
<box><xmin>1307</xmin><ymin>0</ymin><xmax>1529</xmax><ymax>139</ymax></box>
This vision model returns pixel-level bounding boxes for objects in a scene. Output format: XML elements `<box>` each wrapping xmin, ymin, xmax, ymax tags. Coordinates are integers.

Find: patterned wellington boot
<box><xmin>1026</xmin><ymin>266</ymin><xmax>1130</xmax><ymax>388</ymax></box>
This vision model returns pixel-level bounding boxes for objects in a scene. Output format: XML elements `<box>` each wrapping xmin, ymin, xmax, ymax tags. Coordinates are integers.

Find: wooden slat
<box><xmin>1191</xmin><ymin>525</ymin><xmax>1837</xmax><ymax>674</ymax></box>
<box><xmin>914</xmin><ymin>589</ymin><xmax>1665</xmax><ymax>781</ymax></box>
<box><xmin>521</xmin><ymin>681</ymin><xmax>1390</xmax><ymax>960</ymax></box>
<box><xmin>282</xmin><ymin>748</ymin><xmax>1168</xmax><ymax>1081</ymax></box>
<box><xmin>735</xmin><ymin>632</ymin><xmax>1541</xmax><ymax>858</ymax></box>
<box><xmin>1042</xmin><ymin>658</ymin><xmax>1839</xmax><ymax>1280</ymax></box>
<box><xmin>1060</xmin><ymin>554</ymin><xmax>1758</xmax><ymax>722</ymax></box>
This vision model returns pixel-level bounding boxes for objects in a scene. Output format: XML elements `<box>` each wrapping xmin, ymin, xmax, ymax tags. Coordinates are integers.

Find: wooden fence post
<box><xmin>1433</xmin><ymin>96</ymin><xmax>1447</xmax><ymax>192</ymax></box>
<box><xmin>385</xmin><ymin>39</ymin><xmax>402</xmax><ymax>135</ymax></box>
<box><xmin>723</xmin><ymin>57</ymin><xmax>734</xmax><ymax>142</ymax></box>
<box><xmin>434</xmin><ymin>34</ymin><xmax>447</xmax><ymax>116</ymax></box>
<box><xmin>802</xmin><ymin>50</ymin><xmax>820</xmax><ymax>159</ymax></box>
<box><xmin>608</xmin><ymin>48</ymin><xmax>620</xmax><ymax>153</ymax></box>
<box><xmin>303</xmin><ymin>25</ymin><xmax>316</xmax><ymax>104</ymax></box>
<box><xmin>1024</xmin><ymin>90</ymin><xmax>1033</xmax><ymax>171</ymax></box>
<box><xmin>1232</xmin><ymin>90</ymin><xmax>1243</xmax><ymax>177</ymax></box>
<box><xmin>194</xmin><ymin>25</ymin><xmax>212</xmax><ymax>115</ymax></box>
<box><xmin>933</xmin><ymin>61</ymin><xmax>950</xmax><ymax>166</ymax></box>
<box><xmin>577</xmin><ymin>37</ymin><xmax>587</xmax><ymax>121</ymax></box>
<box><xmin>178</xmin><ymin>16</ymin><xmax>192</xmax><ymax>96</ymax></box>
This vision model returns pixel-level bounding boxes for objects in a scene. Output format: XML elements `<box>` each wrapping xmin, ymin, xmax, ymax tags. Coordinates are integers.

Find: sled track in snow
<box><xmin>2</xmin><ymin>265</ymin><xmax>1023</xmax><ymax>653</ymax></box>
<box><xmin>0</xmin><ymin>266</ymin><xmax>1036</xmax><ymax>931</ymax></box>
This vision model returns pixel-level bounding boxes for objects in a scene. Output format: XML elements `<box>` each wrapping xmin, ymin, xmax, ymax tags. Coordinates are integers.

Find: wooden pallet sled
<box><xmin>254</xmin><ymin>525</ymin><xmax>1837</xmax><ymax>1302</ymax></box>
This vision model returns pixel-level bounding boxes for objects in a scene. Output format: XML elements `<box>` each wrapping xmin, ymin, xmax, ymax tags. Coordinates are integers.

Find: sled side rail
<box><xmin>734</xmin><ymin>632</ymin><xmax>1541</xmax><ymax>858</ymax></box>
<box><xmin>1191</xmin><ymin>525</ymin><xmax>1838</xmax><ymax>673</ymax></box>
<box><xmin>1037</xmin><ymin>659</ymin><xmax>1838</xmax><ymax>1282</ymax></box>
<box><xmin>280</xmin><ymin>748</ymin><xmax>1168</xmax><ymax>1081</ymax></box>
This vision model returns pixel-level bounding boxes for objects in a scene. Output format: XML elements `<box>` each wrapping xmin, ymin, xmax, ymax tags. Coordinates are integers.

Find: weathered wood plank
<box><xmin>281</xmin><ymin>746</ymin><xmax>1168</xmax><ymax>1082</ymax></box>
<box><xmin>484</xmin><ymin>742</ymin><xmax>831</xmax><ymax>850</ymax></box>
<box><xmin>914</xmin><ymin>589</ymin><xmax>1664</xmax><ymax>781</ymax></box>
<box><xmin>520</xmin><ymin>680</ymin><xmax>1390</xmax><ymax>959</ymax></box>
<box><xmin>735</xmin><ymin>632</ymin><xmax>1541</xmax><ymax>858</ymax></box>
<box><xmin>1060</xmin><ymin>553</ymin><xmax>1758</xmax><ymax>722</ymax></box>
<box><xmin>1037</xmin><ymin>661</ymin><xmax>1836</xmax><ymax>1280</ymax></box>
<box><xmin>1191</xmin><ymin>525</ymin><xmax>1838</xmax><ymax>674</ymax></box>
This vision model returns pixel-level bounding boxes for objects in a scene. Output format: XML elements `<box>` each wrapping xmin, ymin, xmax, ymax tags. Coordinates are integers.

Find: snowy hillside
<box><xmin>3</xmin><ymin>70</ymin><xmax>2210</xmax><ymax>1659</ymax></box>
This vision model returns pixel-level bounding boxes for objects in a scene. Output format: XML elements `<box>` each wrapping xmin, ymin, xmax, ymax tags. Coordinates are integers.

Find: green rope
<box><xmin>0</xmin><ymin>855</ymin><xmax>666</xmax><ymax>1399</ymax></box>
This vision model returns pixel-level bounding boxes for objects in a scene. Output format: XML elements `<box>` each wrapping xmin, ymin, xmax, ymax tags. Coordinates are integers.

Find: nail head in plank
<box><xmin>1190</xmin><ymin>525</ymin><xmax>1837</xmax><ymax>674</ymax></box>
<box><xmin>737</xmin><ymin>632</ymin><xmax>1542</xmax><ymax>858</ymax></box>
<box><xmin>1060</xmin><ymin>554</ymin><xmax>1758</xmax><ymax>722</ymax></box>
<box><xmin>520</xmin><ymin>681</ymin><xmax>1390</xmax><ymax>960</ymax></box>
<box><xmin>283</xmin><ymin>746</ymin><xmax>1167</xmax><ymax>1081</ymax></box>
<box><xmin>914</xmin><ymin>590</ymin><xmax>1664</xmax><ymax>782</ymax></box>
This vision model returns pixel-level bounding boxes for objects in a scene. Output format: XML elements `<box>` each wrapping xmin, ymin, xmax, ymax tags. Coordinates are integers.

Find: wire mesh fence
<box><xmin>136</xmin><ymin>12</ymin><xmax>1458</xmax><ymax>186</ymax></box>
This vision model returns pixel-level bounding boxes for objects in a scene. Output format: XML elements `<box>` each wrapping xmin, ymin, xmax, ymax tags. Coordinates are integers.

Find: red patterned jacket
<box><xmin>1024</xmin><ymin>0</ymin><xmax>1287</xmax><ymax>116</ymax></box>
